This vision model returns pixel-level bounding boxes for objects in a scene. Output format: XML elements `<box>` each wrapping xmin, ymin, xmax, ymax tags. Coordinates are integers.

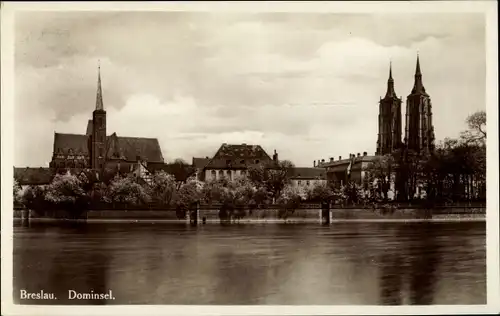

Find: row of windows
<box><xmin>297</xmin><ymin>180</ymin><xmax>311</xmax><ymax>186</ymax></box>
<box><xmin>54</xmin><ymin>162</ymin><xmax>88</xmax><ymax>169</ymax></box>
<box><xmin>226</xmin><ymin>159</ymin><xmax>260</xmax><ymax>165</ymax></box>
<box><xmin>210</xmin><ymin>170</ymin><xmax>247</xmax><ymax>179</ymax></box>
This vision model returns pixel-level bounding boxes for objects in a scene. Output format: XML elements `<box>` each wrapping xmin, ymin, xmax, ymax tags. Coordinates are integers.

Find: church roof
<box><xmin>53</xmin><ymin>132</ymin><xmax>164</xmax><ymax>162</ymax></box>
<box><xmin>14</xmin><ymin>167</ymin><xmax>55</xmax><ymax>185</ymax></box>
<box><xmin>53</xmin><ymin>133</ymin><xmax>90</xmax><ymax>155</ymax></box>
<box><xmin>204</xmin><ymin>143</ymin><xmax>273</xmax><ymax>169</ymax></box>
<box><xmin>192</xmin><ymin>157</ymin><xmax>210</xmax><ymax>169</ymax></box>
<box><xmin>86</xmin><ymin>120</ymin><xmax>93</xmax><ymax>135</ymax></box>
<box><xmin>288</xmin><ymin>167</ymin><xmax>327</xmax><ymax>180</ymax></box>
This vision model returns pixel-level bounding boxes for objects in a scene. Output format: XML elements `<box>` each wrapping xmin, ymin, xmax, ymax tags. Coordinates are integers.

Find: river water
<box><xmin>13</xmin><ymin>221</ymin><xmax>485</xmax><ymax>305</ymax></box>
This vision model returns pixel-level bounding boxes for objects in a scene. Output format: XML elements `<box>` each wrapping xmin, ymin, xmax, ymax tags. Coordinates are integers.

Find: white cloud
<box><xmin>13</xmin><ymin>12</ymin><xmax>486</xmax><ymax>168</ymax></box>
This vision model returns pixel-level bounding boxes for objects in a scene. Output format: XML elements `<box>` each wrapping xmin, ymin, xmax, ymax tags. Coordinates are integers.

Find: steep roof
<box><xmin>52</xmin><ymin>132</ymin><xmax>164</xmax><ymax>162</ymax></box>
<box><xmin>288</xmin><ymin>167</ymin><xmax>326</xmax><ymax>180</ymax></box>
<box><xmin>192</xmin><ymin>157</ymin><xmax>210</xmax><ymax>169</ymax></box>
<box><xmin>205</xmin><ymin>144</ymin><xmax>273</xmax><ymax>169</ymax></box>
<box><xmin>53</xmin><ymin>133</ymin><xmax>90</xmax><ymax>155</ymax></box>
<box><xmin>14</xmin><ymin>167</ymin><xmax>55</xmax><ymax>185</ymax></box>
<box><xmin>86</xmin><ymin>120</ymin><xmax>93</xmax><ymax>135</ymax></box>
<box><xmin>146</xmin><ymin>162</ymin><xmax>170</xmax><ymax>174</ymax></box>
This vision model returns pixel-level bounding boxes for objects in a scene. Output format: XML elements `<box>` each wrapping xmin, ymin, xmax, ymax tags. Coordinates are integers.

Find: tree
<box><xmin>149</xmin><ymin>170</ymin><xmax>177</xmax><ymax>205</ymax></box>
<box><xmin>201</xmin><ymin>177</ymin><xmax>263</xmax><ymax>221</ymax></box>
<box><xmin>461</xmin><ymin>110</ymin><xmax>486</xmax><ymax>145</ymax></box>
<box><xmin>364</xmin><ymin>154</ymin><xmax>396</xmax><ymax>201</ymax></box>
<box><xmin>13</xmin><ymin>178</ymin><xmax>22</xmax><ymax>204</ymax></box>
<box><xmin>341</xmin><ymin>181</ymin><xmax>364</xmax><ymax>205</ymax></box>
<box><xmin>44</xmin><ymin>172</ymin><xmax>91</xmax><ymax>217</ymax></box>
<box><xmin>106</xmin><ymin>174</ymin><xmax>151</xmax><ymax>205</ymax></box>
<box><xmin>276</xmin><ymin>184</ymin><xmax>305</xmax><ymax>219</ymax></box>
<box><xmin>307</xmin><ymin>182</ymin><xmax>335</xmax><ymax>204</ymax></box>
<box><xmin>247</xmin><ymin>159</ymin><xmax>295</xmax><ymax>202</ymax></box>
<box><xmin>175</xmin><ymin>176</ymin><xmax>204</xmax><ymax>211</ymax></box>
<box><xmin>165</xmin><ymin>158</ymin><xmax>196</xmax><ymax>190</ymax></box>
<box><xmin>21</xmin><ymin>185</ymin><xmax>49</xmax><ymax>214</ymax></box>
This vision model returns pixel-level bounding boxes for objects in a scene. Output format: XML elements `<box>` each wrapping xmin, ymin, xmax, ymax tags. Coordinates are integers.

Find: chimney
<box><xmin>357</xmin><ymin>153</ymin><xmax>360</xmax><ymax>157</ymax></box>
<box><xmin>313</xmin><ymin>160</ymin><xmax>316</xmax><ymax>167</ymax></box>
<box><xmin>330</xmin><ymin>157</ymin><xmax>334</xmax><ymax>162</ymax></box>
<box><xmin>363</xmin><ymin>152</ymin><xmax>367</xmax><ymax>156</ymax></box>
<box><xmin>339</xmin><ymin>156</ymin><xmax>342</xmax><ymax>160</ymax></box>
<box><xmin>273</xmin><ymin>149</ymin><xmax>278</xmax><ymax>162</ymax></box>
<box><xmin>242</xmin><ymin>143</ymin><xmax>246</xmax><ymax>146</ymax></box>
<box><xmin>321</xmin><ymin>159</ymin><xmax>325</xmax><ymax>163</ymax></box>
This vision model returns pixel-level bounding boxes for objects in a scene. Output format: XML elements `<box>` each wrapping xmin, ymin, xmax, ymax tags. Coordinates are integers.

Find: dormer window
<box><xmin>255</xmin><ymin>159</ymin><xmax>260</xmax><ymax>164</ymax></box>
<box><xmin>240</xmin><ymin>159</ymin><xmax>245</xmax><ymax>164</ymax></box>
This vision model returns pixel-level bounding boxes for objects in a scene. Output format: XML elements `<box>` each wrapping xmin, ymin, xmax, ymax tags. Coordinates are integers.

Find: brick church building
<box><xmin>321</xmin><ymin>55</ymin><xmax>436</xmax><ymax>191</ymax></box>
<box><xmin>49</xmin><ymin>65</ymin><xmax>164</xmax><ymax>173</ymax></box>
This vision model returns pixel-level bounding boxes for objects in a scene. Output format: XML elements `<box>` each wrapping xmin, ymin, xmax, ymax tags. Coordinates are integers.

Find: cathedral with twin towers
<box><xmin>376</xmin><ymin>54</ymin><xmax>435</xmax><ymax>156</ymax></box>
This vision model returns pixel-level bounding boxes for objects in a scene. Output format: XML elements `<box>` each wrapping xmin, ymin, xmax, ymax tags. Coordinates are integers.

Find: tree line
<box><xmin>13</xmin><ymin>111</ymin><xmax>486</xmax><ymax>218</ymax></box>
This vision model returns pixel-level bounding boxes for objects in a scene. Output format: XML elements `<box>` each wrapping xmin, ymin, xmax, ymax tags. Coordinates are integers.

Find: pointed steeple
<box><xmin>415</xmin><ymin>53</ymin><xmax>421</xmax><ymax>76</ymax></box>
<box><xmin>384</xmin><ymin>61</ymin><xmax>397</xmax><ymax>99</ymax></box>
<box><xmin>95</xmin><ymin>61</ymin><xmax>104</xmax><ymax>111</ymax></box>
<box><xmin>411</xmin><ymin>53</ymin><xmax>426</xmax><ymax>95</ymax></box>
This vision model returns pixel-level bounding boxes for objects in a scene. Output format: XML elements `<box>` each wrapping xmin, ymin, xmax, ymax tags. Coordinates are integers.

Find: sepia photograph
<box><xmin>1</xmin><ymin>1</ymin><xmax>499</xmax><ymax>315</ymax></box>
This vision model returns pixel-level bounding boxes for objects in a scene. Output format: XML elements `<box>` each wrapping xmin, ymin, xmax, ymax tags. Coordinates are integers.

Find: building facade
<box><xmin>197</xmin><ymin>143</ymin><xmax>277</xmax><ymax>182</ymax></box>
<box><xmin>288</xmin><ymin>167</ymin><xmax>327</xmax><ymax>188</ymax></box>
<box><xmin>49</xmin><ymin>66</ymin><xmax>165</xmax><ymax>173</ymax></box>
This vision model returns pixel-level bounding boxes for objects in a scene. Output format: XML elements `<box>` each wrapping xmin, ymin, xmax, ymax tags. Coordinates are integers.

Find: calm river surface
<box><xmin>13</xmin><ymin>221</ymin><xmax>486</xmax><ymax>305</ymax></box>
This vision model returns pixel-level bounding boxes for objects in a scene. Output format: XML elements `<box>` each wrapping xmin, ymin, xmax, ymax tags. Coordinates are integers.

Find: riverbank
<box><xmin>14</xmin><ymin>206</ymin><xmax>486</xmax><ymax>223</ymax></box>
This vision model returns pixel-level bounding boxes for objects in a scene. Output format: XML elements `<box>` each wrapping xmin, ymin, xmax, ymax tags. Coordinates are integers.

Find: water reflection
<box><xmin>13</xmin><ymin>221</ymin><xmax>486</xmax><ymax>305</ymax></box>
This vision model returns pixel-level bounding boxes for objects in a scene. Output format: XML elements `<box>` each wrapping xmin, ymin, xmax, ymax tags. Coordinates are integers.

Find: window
<box><xmin>241</xmin><ymin>170</ymin><xmax>246</xmax><ymax>177</ymax></box>
<box><xmin>306</xmin><ymin>180</ymin><xmax>310</xmax><ymax>186</ymax></box>
<box><xmin>211</xmin><ymin>170</ymin><xmax>216</xmax><ymax>179</ymax></box>
<box><xmin>298</xmin><ymin>180</ymin><xmax>302</xmax><ymax>185</ymax></box>
<box><xmin>219</xmin><ymin>170</ymin><xmax>224</xmax><ymax>178</ymax></box>
<box><xmin>227</xmin><ymin>170</ymin><xmax>232</xmax><ymax>180</ymax></box>
<box><xmin>255</xmin><ymin>159</ymin><xmax>260</xmax><ymax>164</ymax></box>
<box><xmin>240</xmin><ymin>159</ymin><xmax>245</xmax><ymax>164</ymax></box>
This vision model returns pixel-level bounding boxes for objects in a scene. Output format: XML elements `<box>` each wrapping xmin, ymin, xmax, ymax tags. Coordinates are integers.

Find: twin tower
<box><xmin>376</xmin><ymin>55</ymin><xmax>435</xmax><ymax>156</ymax></box>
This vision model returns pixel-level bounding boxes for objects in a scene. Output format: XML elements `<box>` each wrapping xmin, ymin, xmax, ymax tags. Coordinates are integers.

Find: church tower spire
<box><xmin>384</xmin><ymin>61</ymin><xmax>397</xmax><ymax>98</ymax></box>
<box><xmin>405</xmin><ymin>53</ymin><xmax>435</xmax><ymax>154</ymax></box>
<box><xmin>377</xmin><ymin>61</ymin><xmax>402</xmax><ymax>156</ymax></box>
<box><xmin>411</xmin><ymin>54</ymin><xmax>427</xmax><ymax>95</ymax></box>
<box><xmin>91</xmin><ymin>61</ymin><xmax>107</xmax><ymax>170</ymax></box>
<box><xmin>95</xmin><ymin>60</ymin><xmax>104</xmax><ymax>111</ymax></box>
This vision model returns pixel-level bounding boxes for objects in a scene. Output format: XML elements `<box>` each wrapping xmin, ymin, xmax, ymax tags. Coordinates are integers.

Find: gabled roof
<box><xmin>192</xmin><ymin>157</ymin><xmax>210</xmax><ymax>169</ymax></box>
<box><xmin>86</xmin><ymin>120</ymin><xmax>93</xmax><ymax>135</ymax></box>
<box><xmin>288</xmin><ymin>167</ymin><xmax>327</xmax><ymax>180</ymax></box>
<box><xmin>53</xmin><ymin>133</ymin><xmax>90</xmax><ymax>156</ymax></box>
<box><xmin>204</xmin><ymin>144</ymin><xmax>273</xmax><ymax>169</ymax></box>
<box><xmin>14</xmin><ymin>167</ymin><xmax>56</xmax><ymax>185</ymax></box>
<box><xmin>146</xmin><ymin>162</ymin><xmax>170</xmax><ymax>174</ymax></box>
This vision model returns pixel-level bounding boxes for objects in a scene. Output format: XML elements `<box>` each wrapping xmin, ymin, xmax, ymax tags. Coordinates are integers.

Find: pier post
<box><xmin>189</xmin><ymin>202</ymin><xmax>199</xmax><ymax>225</ymax></box>
<box><xmin>321</xmin><ymin>202</ymin><xmax>330</xmax><ymax>224</ymax></box>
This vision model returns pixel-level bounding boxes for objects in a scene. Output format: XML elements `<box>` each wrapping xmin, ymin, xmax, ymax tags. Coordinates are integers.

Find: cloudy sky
<box><xmin>14</xmin><ymin>11</ymin><xmax>485</xmax><ymax>167</ymax></box>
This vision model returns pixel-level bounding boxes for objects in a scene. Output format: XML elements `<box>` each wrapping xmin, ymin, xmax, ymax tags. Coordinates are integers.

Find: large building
<box><xmin>49</xmin><ymin>66</ymin><xmax>164</xmax><ymax>172</ymax></box>
<box><xmin>320</xmin><ymin>55</ymin><xmax>436</xmax><ymax>190</ymax></box>
<box><xmin>195</xmin><ymin>143</ymin><xmax>277</xmax><ymax>181</ymax></box>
